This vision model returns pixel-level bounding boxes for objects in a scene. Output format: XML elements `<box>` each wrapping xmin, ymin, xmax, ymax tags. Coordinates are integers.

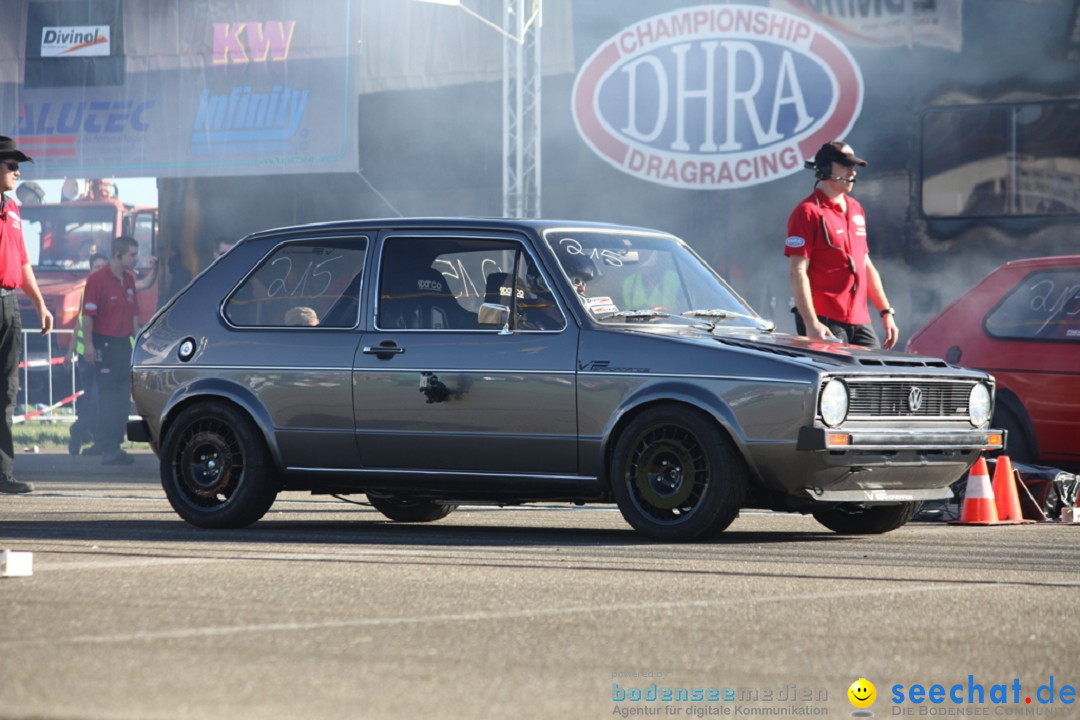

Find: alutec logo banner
<box><xmin>573</xmin><ymin>5</ymin><xmax>864</xmax><ymax>190</ymax></box>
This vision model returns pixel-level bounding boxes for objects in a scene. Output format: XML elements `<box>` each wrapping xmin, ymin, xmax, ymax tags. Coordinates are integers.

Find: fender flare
<box><xmin>598</xmin><ymin>381</ymin><xmax>755</xmax><ymax>482</ymax></box>
<box><xmin>158</xmin><ymin>378</ymin><xmax>284</xmax><ymax>472</ymax></box>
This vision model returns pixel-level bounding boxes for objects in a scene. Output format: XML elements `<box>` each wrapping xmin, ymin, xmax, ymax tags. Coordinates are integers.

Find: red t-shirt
<box><xmin>784</xmin><ymin>188</ymin><xmax>871</xmax><ymax>325</ymax></box>
<box><xmin>0</xmin><ymin>199</ymin><xmax>30</xmax><ymax>288</ymax></box>
<box><xmin>83</xmin><ymin>266</ymin><xmax>140</xmax><ymax>338</ymax></box>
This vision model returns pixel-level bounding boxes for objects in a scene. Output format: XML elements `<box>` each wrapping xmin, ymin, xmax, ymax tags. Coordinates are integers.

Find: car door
<box><xmin>220</xmin><ymin>234</ymin><xmax>368</xmax><ymax>470</ymax></box>
<box><xmin>352</xmin><ymin>231</ymin><xmax>579</xmax><ymax>476</ymax></box>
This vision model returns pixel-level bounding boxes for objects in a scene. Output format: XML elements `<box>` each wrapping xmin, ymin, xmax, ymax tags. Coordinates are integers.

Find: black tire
<box><xmin>812</xmin><ymin>502</ymin><xmax>921</xmax><ymax>535</ymax></box>
<box><xmin>992</xmin><ymin>406</ymin><xmax>1035</xmax><ymax>465</ymax></box>
<box><xmin>367</xmin><ymin>496</ymin><xmax>457</xmax><ymax>523</ymax></box>
<box><xmin>160</xmin><ymin>401</ymin><xmax>279</xmax><ymax>528</ymax></box>
<box><xmin>610</xmin><ymin>405</ymin><xmax>746</xmax><ymax>541</ymax></box>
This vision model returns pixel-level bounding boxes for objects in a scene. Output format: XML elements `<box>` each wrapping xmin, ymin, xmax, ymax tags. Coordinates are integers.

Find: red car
<box><xmin>908</xmin><ymin>256</ymin><xmax>1080</xmax><ymax>471</ymax></box>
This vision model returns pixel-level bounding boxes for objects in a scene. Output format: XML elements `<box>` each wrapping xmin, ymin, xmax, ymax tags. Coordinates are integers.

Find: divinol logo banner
<box><xmin>572</xmin><ymin>4</ymin><xmax>863</xmax><ymax>190</ymax></box>
<box><xmin>24</xmin><ymin>0</ymin><xmax>123</xmax><ymax>88</ymax></box>
<box><xmin>40</xmin><ymin>26</ymin><xmax>111</xmax><ymax>57</ymax></box>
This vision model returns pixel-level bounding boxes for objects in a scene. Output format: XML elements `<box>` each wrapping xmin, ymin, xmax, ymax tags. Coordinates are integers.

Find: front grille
<box><xmin>845</xmin><ymin>379</ymin><xmax>974</xmax><ymax>419</ymax></box>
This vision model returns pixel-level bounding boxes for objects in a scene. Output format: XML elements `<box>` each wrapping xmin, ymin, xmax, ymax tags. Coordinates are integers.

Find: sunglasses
<box><xmin>2</xmin><ymin>161</ymin><xmax>18</xmax><ymax>172</ymax></box>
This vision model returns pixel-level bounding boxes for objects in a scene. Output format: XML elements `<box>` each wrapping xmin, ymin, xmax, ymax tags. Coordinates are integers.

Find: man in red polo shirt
<box><xmin>0</xmin><ymin>136</ymin><xmax>53</xmax><ymax>493</ymax></box>
<box><xmin>82</xmin><ymin>235</ymin><xmax>140</xmax><ymax>465</ymax></box>
<box><xmin>785</xmin><ymin>141</ymin><xmax>899</xmax><ymax>349</ymax></box>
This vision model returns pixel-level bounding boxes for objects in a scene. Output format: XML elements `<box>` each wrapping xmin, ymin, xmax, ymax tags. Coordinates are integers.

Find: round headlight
<box><xmin>819</xmin><ymin>379</ymin><xmax>849</xmax><ymax>427</ymax></box>
<box><xmin>969</xmin><ymin>383</ymin><xmax>992</xmax><ymax>427</ymax></box>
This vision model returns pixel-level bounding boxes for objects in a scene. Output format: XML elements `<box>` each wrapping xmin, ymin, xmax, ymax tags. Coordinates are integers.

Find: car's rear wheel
<box><xmin>611</xmin><ymin>405</ymin><xmax>746</xmax><ymax>541</ymax></box>
<box><xmin>160</xmin><ymin>401</ymin><xmax>278</xmax><ymax>528</ymax></box>
<box><xmin>367</xmin><ymin>496</ymin><xmax>457</xmax><ymax>522</ymax></box>
<box><xmin>812</xmin><ymin>502</ymin><xmax>921</xmax><ymax>535</ymax></box>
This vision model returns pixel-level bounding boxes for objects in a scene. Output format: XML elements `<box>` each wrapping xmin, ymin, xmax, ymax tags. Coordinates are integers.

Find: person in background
<box><xmin>81</xmin><ymin>179</ymin><xmax>115</xmax><ymax>201</ymax></box>
<box><xmin>81</xmin><ymin>236</ymin><xmax>141</xmax><ymax>466</ymax></box>
<box><xmin>284</xmin><ymin>306</ymin><xmax>319</xmax><ymax>326</ymax></box>
<box><xmin>213</xmin><ymin>236</ymin><xmax>236</xmax><ymax>260</ymax></box>
<box><xmin>785</xmin><ymin>141</ymin><xmax>899</xmax><ymax>349</ymax></box>
<box><xmin>65</xmin><ymin>253</ymin><xmax>108</xmax><ymax>456</ymax></box>
<box><xmin>161</xmin><ymin>247</ymin><xmax>193</xmax><ymax>306</ymax></box>
<box><xmin>0</xmin><ymin>136</ymin><xmax>54</xmax><ymax>493</ymax></box>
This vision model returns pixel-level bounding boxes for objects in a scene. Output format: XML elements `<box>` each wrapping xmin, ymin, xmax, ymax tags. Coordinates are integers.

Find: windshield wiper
<box><xmin>682</xmin><ymin>309</ymin><xmax>775</xmax><ymax>331</ymax></box>
<box><xmin>597</xmin><ymin>309</ymin><xmax>673</xmax><ymax>322</ymax></box>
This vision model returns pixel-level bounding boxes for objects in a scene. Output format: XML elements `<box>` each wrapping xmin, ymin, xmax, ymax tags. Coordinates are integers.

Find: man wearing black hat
<box><xmin>784</xmin><ymin>140</ymin><xmax>898</xmax><ymax>350</ymax></box>
<box><xmin>0</xmin><ymin>136</ymin><xmax>55</xmax><ymax>493</ymax></box>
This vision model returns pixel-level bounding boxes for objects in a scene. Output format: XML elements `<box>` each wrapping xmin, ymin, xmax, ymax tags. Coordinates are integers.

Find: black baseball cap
<box><xmin>807</xmin><ymin>141</ymin><xmax>867</xmax><ymax>171</ymax></box>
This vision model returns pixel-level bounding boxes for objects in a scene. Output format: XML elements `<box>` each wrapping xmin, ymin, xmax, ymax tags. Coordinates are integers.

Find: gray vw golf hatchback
<box><xmin>129</xmin><ymin>218</ymin><xmax>1002</xmax><ymax>541</ymax></box>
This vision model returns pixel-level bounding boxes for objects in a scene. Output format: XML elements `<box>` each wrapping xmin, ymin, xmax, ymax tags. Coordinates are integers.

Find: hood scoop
<box><xmin>716</xmin><ymin>336</ymin><xmax>950</xmax><ymax>368</ymax></box>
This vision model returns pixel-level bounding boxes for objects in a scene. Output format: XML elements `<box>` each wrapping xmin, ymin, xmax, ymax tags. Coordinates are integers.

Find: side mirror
<box><xmin>478</xmin><ymin>302</ymin><xmax>511</xmax><ymax>328</ymax></box>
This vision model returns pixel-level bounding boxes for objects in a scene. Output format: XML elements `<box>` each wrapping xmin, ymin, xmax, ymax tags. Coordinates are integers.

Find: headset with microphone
<box><xmin>804</xmin><ymin>141</ymin><xmax>866</xmax><ymax>183</ymax></box>
<box><xmin>803</xmin><ymin>156</ymin><xmax>857</xmax><ymax>183</ymax></box>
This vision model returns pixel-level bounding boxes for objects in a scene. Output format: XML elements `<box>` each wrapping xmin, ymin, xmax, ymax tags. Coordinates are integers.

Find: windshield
<box><xmin>19</xmin><ymin>204</ymin><xmax>120</xmax><ymax>270</ymax></box>
<box><xmin>543</xmin><ymin>229</ymin><xmax>769</xmax><ymax>330</ymax></box>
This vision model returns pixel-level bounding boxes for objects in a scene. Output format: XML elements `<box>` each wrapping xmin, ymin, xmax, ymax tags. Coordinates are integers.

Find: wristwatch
<box><xmin>879</xmin><ymin>307</ymin><xmax>895</xmax><ymax>318</ymax></box>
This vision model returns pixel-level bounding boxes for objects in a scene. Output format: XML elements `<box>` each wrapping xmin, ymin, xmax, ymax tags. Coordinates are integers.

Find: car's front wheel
<box><xmin>160</xmin><ymin>401</ymin><xmax>278</xmax><ymax>528</ymax></box>
<box><xmin>367</xmin><ymin>496</ymin><xmax>457</xmax><ymax>522</ymax></box>
<box><xmin>611</xmin><ymin>405</ymin><xmax>746</xmax><ymax>541</ymax></box>
<box><xmin>812</xmin><ymin>502</ymin><xmax>921</xmax><ymax>535</ymax></box>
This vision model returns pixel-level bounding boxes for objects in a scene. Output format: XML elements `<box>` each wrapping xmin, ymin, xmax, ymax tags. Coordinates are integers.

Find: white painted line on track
<box><xmin>9</xmin><ymin>581</ymin><xmax>1075</xmax><ymax>649</ymax></box>
<box><xmin>34</xmin><ymin>557</ymin><xmax>233</xmax><ymax>572</ymax></box>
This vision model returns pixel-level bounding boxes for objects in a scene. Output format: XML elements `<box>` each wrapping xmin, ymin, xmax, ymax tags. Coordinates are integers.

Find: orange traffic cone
<box><xmin>992</xmin><ymin>455</ymin><xmax>1034</xmax><ymax>524</ymax></box>
<box><xmin>950</xmin><ymin>457</ymin><xmax>999</xmax><ymax>525</ymax></box>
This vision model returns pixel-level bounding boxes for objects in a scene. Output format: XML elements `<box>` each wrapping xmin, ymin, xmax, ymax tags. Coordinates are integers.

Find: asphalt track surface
<box><xmin>2</xmin><ymin>450</ymin><xmax>1078</xmax><ymax>720</ymax></box>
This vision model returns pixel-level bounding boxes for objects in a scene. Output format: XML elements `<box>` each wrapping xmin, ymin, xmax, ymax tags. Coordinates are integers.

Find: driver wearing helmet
<box><xmin>560</xmin><ymin>252</ymin><xmax>596</xmax><ymax>296</ymax></box>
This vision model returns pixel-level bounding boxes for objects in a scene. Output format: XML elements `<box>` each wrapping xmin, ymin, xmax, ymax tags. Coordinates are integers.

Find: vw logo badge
<box><xmin>908</xmin><ymin>387</ymin><xmax>924</xmax><ymax>412</ymax></box>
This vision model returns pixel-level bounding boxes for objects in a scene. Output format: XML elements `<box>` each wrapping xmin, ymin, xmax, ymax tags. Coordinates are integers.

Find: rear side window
<box><xmin>223</xmin><ymin>237</ymin><xmax>367</xmax><ymax>328</ymax></box>
<box><xmin>378</xmin><ymin>236</ymin><xmax>564</xmax><ymax>331</ymax></box>
<box><xmin>984</xmin><ymin>269</ymin><xmax>1080</xmax><ymax>341</ymax></box>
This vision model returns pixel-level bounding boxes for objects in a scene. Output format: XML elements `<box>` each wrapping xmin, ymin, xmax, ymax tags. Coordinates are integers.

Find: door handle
<box><xmin>363</xmin><ymin>342</ymin><xmax>405</xmax><ymax>359</ymax></box>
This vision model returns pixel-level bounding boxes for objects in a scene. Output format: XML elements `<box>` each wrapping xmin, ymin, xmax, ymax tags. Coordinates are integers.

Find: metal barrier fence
<box><xmin>16</xmin><ymin>328</ymin><xmax>79</xmax><ymax>423</ymax></box>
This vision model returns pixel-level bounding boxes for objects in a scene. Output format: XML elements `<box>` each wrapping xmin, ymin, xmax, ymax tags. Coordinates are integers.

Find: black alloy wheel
<box><xmin>611</xmin><ymin>405</ymin><xmax>746</xmax><ymax>542</ymax></box>
<box><xmin>160</xmin><ymin>401</ymin><xmax>278</xmax><ymax>528</ymax></box>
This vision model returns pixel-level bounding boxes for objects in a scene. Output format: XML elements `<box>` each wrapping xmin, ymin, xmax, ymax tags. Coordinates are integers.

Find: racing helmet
<box><xmin>560</xmin><ymin>252</ymin><xmax>597</xmax><ymax>284</ymax></box>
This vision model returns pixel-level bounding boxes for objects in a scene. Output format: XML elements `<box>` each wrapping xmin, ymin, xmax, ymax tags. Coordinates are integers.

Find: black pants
<box><xmin>0</xmin><ymin>292</ymin><xmax>21</xmax><ymax>481</ymax></box>
<box><xmin>794</xmin><ymin>312</ymin><xmax>880</xmax><ymax>349</ymax></box>
<box><xmin>69</xmin><ymin>354</ymin><xmax>99</xmax><ymax>447</ymax></box>
<box><xmin>93</xmin><ymin>333</ymin><xmax>132</xmax><ymax>456</ymax></box>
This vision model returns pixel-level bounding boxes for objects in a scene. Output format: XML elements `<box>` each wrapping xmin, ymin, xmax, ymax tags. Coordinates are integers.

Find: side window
<box><xmin>223</xmin><ymin>237</ymin><xmax>367</xmax><ymax>328</ymax></box>
<box><xmin>984</xmin><ymin>270</ymin><xmax>1080</xmax><ymax>341</ymax></box>
<box><xmin>378</xmin><ymin>236</ymin><xmax>564</xmax><ymax>331</ymax></box>
<box><xmin>923</xmin><ymin>102</ymin><xmax>1080</xmax><ymax>218</ymax></box>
